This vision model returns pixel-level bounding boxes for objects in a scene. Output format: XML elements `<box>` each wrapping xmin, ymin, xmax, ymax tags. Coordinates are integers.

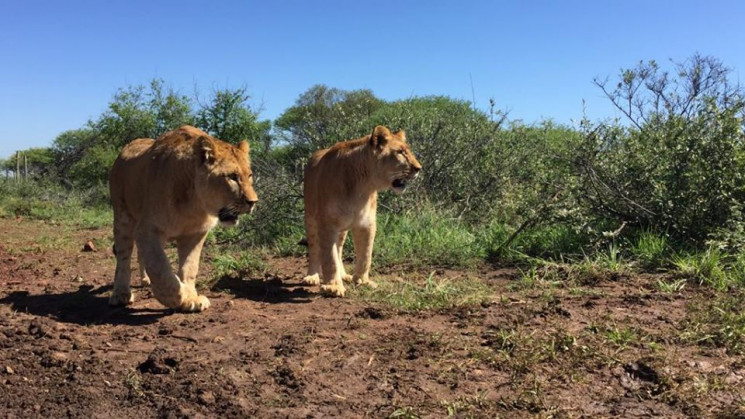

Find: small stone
<box><xmin>198</xmin><ymin>390</ymin><xmax>215</xmax><ymax>405</ymax></box>
<box><xmin>82</xmin><ymin>241</ymin><xmax>96</xmax><ymax>252</ymax></box>
<box><xmin>5</xmin><ymin>366</ymin><xmax>14</xmax><ymax>375</ymax></box>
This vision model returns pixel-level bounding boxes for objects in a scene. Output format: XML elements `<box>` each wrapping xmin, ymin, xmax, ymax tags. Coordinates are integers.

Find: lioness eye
<box><xmin>228</xmin><ymin>173</ymin><xmax>240</xmax><ymax>183</ymax></box>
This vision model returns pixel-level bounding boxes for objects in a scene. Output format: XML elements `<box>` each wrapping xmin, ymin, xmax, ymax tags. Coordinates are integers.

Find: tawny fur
<box><xmin>109</xmin><ymin>125</ymin><xmax>258</xmax><ymax>312</ymax></box>
<box><xmin>302</xmin><ymin>125</ymin><xmax>422</xmax><ymax>297</ymax></box>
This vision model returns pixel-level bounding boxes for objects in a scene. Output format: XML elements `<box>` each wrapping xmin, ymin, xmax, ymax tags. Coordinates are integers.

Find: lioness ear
<box><xmin>198</xmin><ymin>136</ymin><xmax>216</xmax><ymax>165</ymax></box>
<box><xmin>394</xmin><ymin>129</ymin><xmax>407</xmax><ymax>142</ymax></box>
<box><xmin>370</xmin><ymin>125</ymin><xmax>391</xmax><ymax>149</ymax></box>
<box><xmin>238</xmin><ymin>140</ymin><xmax>250</xmax><ymax>155</ymax></box>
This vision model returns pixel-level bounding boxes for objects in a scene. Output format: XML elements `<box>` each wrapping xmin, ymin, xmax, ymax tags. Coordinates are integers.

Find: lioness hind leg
<box><xmin>136</xmin><ymin>245</ymin><xmax>150</xmax><ymax>287</ymax></box>
<box><xmin>352</xmin><ymin>224</ymin><xmax>378</xmax><ymax>288</ymax></box>
<box><xmin>110</xmin><ymin>221</ymin><xmax>136</xmax><ymax>306</ymax></box>
<box><xmin>302</xmin><ymin>220</ymin><xmax>322</xmax><ymax>285</ymax></box>
<box><xmin>337</xmin><ymin>230</ymin><xmax>353</xmax><ymax>282</ymax></box>
<box><xmin>319</xmin><ymin>228</ymin><xmax>346</xmax><ymax>297</ymax></box>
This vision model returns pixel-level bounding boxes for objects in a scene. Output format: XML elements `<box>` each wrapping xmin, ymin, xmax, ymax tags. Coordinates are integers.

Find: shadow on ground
<box><xmin>212</xmin><ymin>275</ymin><xmax>315</xmax><ymax>304</ymax></box>
<box><xmin>0</xmin><ymin>284</ymin><xmax>166</xmax><ymax>326</ymax></box>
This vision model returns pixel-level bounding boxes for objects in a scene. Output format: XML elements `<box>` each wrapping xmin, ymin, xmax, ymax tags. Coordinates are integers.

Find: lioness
<box><xmin>303</xmin><ymin>125</ymin><xmax>422</xmax><ymax>297</ymax></box>
<box><xmin>109</xmin><ymin>125</ymin><xmax>258</xmax><ymax>312</ymax></box>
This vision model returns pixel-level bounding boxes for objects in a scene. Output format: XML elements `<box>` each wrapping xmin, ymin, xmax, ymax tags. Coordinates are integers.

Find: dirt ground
<box><xmin>0</xmin><ymin>217</ymin><xmax>743</xmax><ymax>418</ymax></box>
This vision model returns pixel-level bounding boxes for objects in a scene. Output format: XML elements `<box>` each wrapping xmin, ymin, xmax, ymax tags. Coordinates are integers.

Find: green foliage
<box><xmin>478</xmin><ymin>219</ymin><xmax>590</xmax><ymax>266</ymax></box>
<box><xmin>578</xmin><ymin>55</ymin><xmax>745</xmax><ymax>246</ymax></box>
<box><xmin>274</xmin><ymin>84</ymin><xmax>384</xmax><ymax>153</ymax></box>
<box><xmin>0</xmin><ymin>177</ymin><xmax>111</xmax><ymax>228</ymax></box>
<box><xmin>1</xmin><ymin>147</ymin><xmax>56</xmax><ymax>178</ymax></box>
<box><xmin>195</xmin><ymin>87</ymin><xmax>272</xmax><ymax>153</ymax></box>
<box><xmin>67</xmin><ymin>144</ymin><xmax>119</xmax><ymax>189</ymax></box>
<box><xmin>46</xmin><ymin>79</ymin><xmax>269</xmax><ymax>188</ymax></box>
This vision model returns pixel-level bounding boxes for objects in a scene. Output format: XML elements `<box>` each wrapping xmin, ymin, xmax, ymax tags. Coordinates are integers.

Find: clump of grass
<box><xmin>655</xmin><ymin>278</ymin><xmax>687</xmax><ymax>294</ymax></box>
<box><xmin>728</xmin><ymin>253</ymin><xmax>745</xmax><ymax>287</ymax></box>
<box><xmin>351</xmin><ymin>272</ymin><xmax>493</xmax><ymax>312</ymax></box>
<box><xmin>672</xmin><ymin>247</ymin><xmax>728</xmax><ymax>289</ymax></box>
<box><xmin>374</xmin><ymin>207</ymin><xmax>481</xmax><ymax>269</ymax></box>
<box><xmin>594</xmin><ymin>243</ymin><xmax>625</xmax><ymax>271</ymax></box>
<box><xmin>209</xmin><ymin>249</ymin><xmax>269</xmax><ymax>279</ymax></box>
<box><xmin>388</xmin><ymin>406</ymin><xmax>420</xmax><ymax>419</ymax></box>
<box><xmin>602</xmin><ymin>324</ymin><xmax>639</xmax><ymax>349</ymax></box>
<box><xmin>510</xmin><ymin>265</ymin><xmax>562</xmax><ymax>291</ymax></box>
<box><xmin>630</xmin><ymin>230</ymin><xmax>670</xmax><ymax>270</ymax></box>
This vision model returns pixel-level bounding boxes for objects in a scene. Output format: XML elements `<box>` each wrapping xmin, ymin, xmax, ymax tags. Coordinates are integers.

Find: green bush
<box><xmin>576</xmin><ymin>55</ymin><xmax>745</xmax><ymax>246</ymax></box>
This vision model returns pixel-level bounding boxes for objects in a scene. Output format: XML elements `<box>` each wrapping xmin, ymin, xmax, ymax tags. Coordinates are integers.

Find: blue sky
<box><xmin>1</xmin><ymin>0</ymin><xmax>743</xmax><ymax>158</ymax></box>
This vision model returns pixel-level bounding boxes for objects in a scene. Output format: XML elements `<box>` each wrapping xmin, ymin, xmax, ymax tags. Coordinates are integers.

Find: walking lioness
<box><xmin>302</xmin><ymin>125</ymin><xmax>422</xmax><ymax>297</ymax></box>
<box><xmin>109</xmin><ymin>125</ymin><xmax>258</xmax><ymax>312</ymax></box>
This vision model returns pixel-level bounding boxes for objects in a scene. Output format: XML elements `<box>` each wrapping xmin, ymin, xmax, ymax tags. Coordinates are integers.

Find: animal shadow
<box><xmin>212</xmin><ymin>275</ymin><xmax>314</xmax><ymax>304</ymax></box>
<box><xmin>0</xmin><ymin>284</ymin><xmax>166</xmax><ymax>326</ymax></box>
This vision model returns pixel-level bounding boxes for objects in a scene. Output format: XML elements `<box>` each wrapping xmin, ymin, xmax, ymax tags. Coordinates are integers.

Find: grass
<box><xmin>680</xmin><ymin>290</ymin><xmax>745</xmax><ymax>354</ymax></box>
<box><xmin>0</xmin><ymin>178</ymin><xmax>112</xmax><ymax>229</ymax></box>
<box><xmin>374</xmin><ymin>207</ymin><xmax>481</xmax><ymax>269</ymax></box>
<box><xmin>602</xmin><ymin>324</ymin><xmax>640</xmax><ymax>349</ymax></box>
<box><xmin>630</xmin><ymin>231</ymin><xmax>670</xmax><ymax>270</ymax></box>
<box><xmin>672</xmin><ymin>247</ymin><xmax>728</xmax><ymax>289</ymax></box>
<box><xmin>351</xmin><ymin>271</ymin><xmax>494</xmax><ymax>312</ymax></box>
<box><xmin>480</xmin><ymin>222</ymin><xmax>587</xmax><ymax>264</ymax></box>
<box><xmin>655</xmin><ymin>278</ymin><xmax>687</xmax><ymax>293</ymax></box>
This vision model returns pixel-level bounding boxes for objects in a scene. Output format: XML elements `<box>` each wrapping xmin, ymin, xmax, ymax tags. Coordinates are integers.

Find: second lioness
<box><xmin>303</xmin><ymin>125</ymin><xmax>422</xmax><ymax>297</ymax></box>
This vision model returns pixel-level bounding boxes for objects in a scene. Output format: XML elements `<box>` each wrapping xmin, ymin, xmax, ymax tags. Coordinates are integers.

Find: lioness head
<box><xmin>370</xmin><ymin>125</ymin><xmax>422</xmax><ymax>194</ymax></box>
<box><xmin>196</xmin><ymin>134</ymin><xmax>259</xmax><ymax>226</ymax></box>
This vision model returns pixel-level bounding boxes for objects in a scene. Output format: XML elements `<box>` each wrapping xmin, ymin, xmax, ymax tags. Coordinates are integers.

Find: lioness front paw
<box><xmin>354</xmin><ymin>275</ymin><xmax>378</xmax><ymax>288</ymax></box>
<box><xmin>341</xmin><ymin>273</ymin><xmax>353</xmax><ymax>283</ymax></box>
<box><xmin>179</xmin><ymin>295</ymin><xmax>211</xmax><ymax>312</ymax></box>
<box><xmin>320</xmin><ymin>283</ymin><xmax>346</xmax><ymax>298</ymax></box>
<box><xmin>302</xmin><ymin>274</ymin><xmax>321</xmax><ymax>285</ymax></box>
<box><xmin>356</xmin><ymin>279</ymin><xmax>378</xmax><ymax>288</ymax></box>
<box><xmin>109</xmin><ymin>291</ymin><xmax>135</xmax><ymax>307</ymax></box>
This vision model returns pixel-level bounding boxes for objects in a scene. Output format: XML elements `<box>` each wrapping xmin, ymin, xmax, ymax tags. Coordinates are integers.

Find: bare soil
<box><xmin>0</xmin><ymin>217</ymin><xmax>743</xmax><ymax>418</ymax></box>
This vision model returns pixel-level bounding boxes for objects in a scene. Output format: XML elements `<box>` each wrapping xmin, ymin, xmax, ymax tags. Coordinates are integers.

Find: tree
<box><xmin>195</xmin><ymin>87</ymin><xmax>271</xmax><ymax>155</ymax></box>
<box><xmin>274</xmin><ymin>85</ymin><xmax>383</xmax><ymax>151</ymax></box>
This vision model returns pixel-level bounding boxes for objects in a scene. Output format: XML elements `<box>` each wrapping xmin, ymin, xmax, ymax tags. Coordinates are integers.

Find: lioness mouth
<box><xmin>392</xmin><ymin>178</ymin><xmax>407</xmax><ymax>189</ymax></box>
<box><xmin>218</xmin><ymin>208</ymin><xmax>239</xmax><ymax>223</ymax></box>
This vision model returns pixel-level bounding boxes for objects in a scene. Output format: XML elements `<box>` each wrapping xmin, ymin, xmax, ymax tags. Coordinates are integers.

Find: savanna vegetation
<box><xmin>2</xmin><ymin>54</ymin><xmax>744</xmax><ymax>284</ymax></box>
<box><xmin>2</xmin><ymin>54</ymin><xmax>745</xmax><ymax>416</ymax></box>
